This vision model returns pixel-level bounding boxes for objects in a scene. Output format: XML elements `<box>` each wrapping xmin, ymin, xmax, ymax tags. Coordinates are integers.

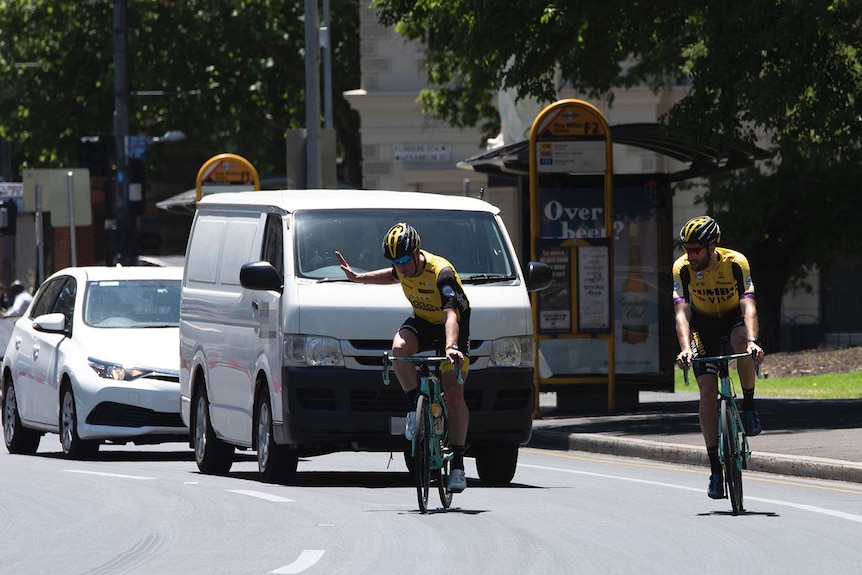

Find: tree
<box><xmin>373</xmin><ymin>0</ymin><xmax>862</xmax><ymax>350</ymax></box>
<box><xmin>0</xmin><ymin>0</ymin><xmax>362</xmax><ymax>186</ymax></box>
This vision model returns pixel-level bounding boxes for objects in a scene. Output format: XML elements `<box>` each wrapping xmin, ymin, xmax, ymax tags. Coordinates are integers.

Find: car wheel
<box><xmin>256</xmin><ymin>390</ymin><xmax>298</xmax><ymax>484</ymax></box>
<box><xmin>2</xmin><ymin>380</ymin><xmax>41</xmax><ymax>454</ymax></box>
<box><xmin>475</xmin><ymin>444</ymin><xmax>519</xmax><ymax>486</ymax></box>
<box><xmin>59</xmin><ymin>385</ymin><xmax>99</xmax><ymax>459</ymax></box>
<box><xmin>192</xmin><ymin>386</ymin><xmax>234</xmax><ymax>475</ymax></box>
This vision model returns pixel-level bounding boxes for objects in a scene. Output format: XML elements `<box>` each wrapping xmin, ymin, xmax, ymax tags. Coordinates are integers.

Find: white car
<box><xmin>1</xmin><ymin>266</ymin><xmax>185</xmax><ymax>458</ymax></box>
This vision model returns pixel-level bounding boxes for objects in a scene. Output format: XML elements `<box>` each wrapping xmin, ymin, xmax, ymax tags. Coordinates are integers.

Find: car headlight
<box><xmin>88</xmin><ymin>358</ymin><xmax>152</xmax><ymax>380</ymax></box>
<box><xmin>490</xmin><ymin>336</ymin><xmax>534</xmax><ymax>368</ymax></box>
<box><xmin>284</xmin><ymin>335</ymin><xmax>345</xmax><ymax>367</ymax></box>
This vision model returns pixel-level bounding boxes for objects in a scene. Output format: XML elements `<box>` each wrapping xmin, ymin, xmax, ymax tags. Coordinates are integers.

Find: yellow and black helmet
<box><xmin>679</xmin><ymin>216</ymin><xmax>721</xmax><ymax>246</ymax></box>
<box><xmin>382</xmin><ymin>222</ymin><xmax>421</xmax><ymax>260</ymax></box>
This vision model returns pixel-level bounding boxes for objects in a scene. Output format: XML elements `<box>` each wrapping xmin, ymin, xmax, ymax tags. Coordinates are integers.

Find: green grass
<box><xmin>673</xmin><ymin>368</ymin><xmax>862</xmax><ymax>399</ymax></box>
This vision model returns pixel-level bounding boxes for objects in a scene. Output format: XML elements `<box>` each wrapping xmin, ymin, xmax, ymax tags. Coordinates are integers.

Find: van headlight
<box><xmin>490</xmin><ymin>336</ymin><xmax>534</xmax><ymax>367</ymax></box>
<box><xmin>284</xmin><ymin>335</ymin><xmax>345</xmax><ymax>367</ymax></box>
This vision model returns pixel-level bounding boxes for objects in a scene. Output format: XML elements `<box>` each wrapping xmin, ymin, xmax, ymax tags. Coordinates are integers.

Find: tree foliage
<box><xmin>0</xmin><ymin>0</ymin><xmax>361</xmax><ymax>186</ymax></box>
<box><xmin>373</xmin><ymin>0</ymin><xmax>862</xmax><ymax>158</ymax></box>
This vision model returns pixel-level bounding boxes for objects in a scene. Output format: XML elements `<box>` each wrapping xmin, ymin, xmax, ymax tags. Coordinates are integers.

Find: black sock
<box><xmin>451</xmin><ymin>445</ymin><xmax>465</xmax><ymax>470</ymax></box>
<box><xmin>742</xmin><ymin>388</ymin><xmax>755</xmax><ymax>412</ymax></box>
<box><xmin>707</xmin><ymin>446</ymin><xmax>722</xmax><ymax>474</ymax></box>
<box><xmin>407</xmin><ymin>387</ymin><xmax>420</xmax><ymax>408</ymax></box>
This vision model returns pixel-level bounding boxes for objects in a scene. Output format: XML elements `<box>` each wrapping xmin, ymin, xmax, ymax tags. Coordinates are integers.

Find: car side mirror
<box><xmin>33</xmin><ymin>312</ymin><xmax>68</xmax><ymax>334</ymax></box>
<box><xmin>526</xmin><ymin>261</ymin><xmax>553</xmax><ymax>292</ymax></box>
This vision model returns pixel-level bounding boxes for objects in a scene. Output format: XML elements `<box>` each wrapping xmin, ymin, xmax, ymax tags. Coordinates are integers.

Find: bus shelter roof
<box><xmin>457</xmin><ymin>123</ymin><xmax>773</xmax><ymax>182</ymax></box>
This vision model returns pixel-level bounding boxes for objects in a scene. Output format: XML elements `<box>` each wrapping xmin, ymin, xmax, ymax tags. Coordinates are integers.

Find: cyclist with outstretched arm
<box><xmin>335</xmin><ymin>222</ymin><xmax>471</xmax><ymax>493</ymax></box>
<box><xmin>672</xmin><ymin>216</ymin><xmax>765</xmax><ymax>499</ymax></box>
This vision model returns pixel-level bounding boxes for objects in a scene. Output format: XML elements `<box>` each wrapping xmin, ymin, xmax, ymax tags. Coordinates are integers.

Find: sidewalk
<box><xmin>528</xmin><ymin>391</ymin><xmax>862</xmax><ymax>484</ymax></box>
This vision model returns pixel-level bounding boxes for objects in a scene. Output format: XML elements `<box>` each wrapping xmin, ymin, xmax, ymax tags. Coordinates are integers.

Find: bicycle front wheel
<box><xmin>720</xmin><ymin>399</ymin><xmax>744</xmax><ymax>515</ymax></box>
<box><xmin>414</xmin><ymin>395</ymin><xmax>431</xmax><ymax>514</ymax></box>
<box><xmin>437</xmin><ymin>431</ymin><xmax>453</xmax><ymax>509</ymax></box>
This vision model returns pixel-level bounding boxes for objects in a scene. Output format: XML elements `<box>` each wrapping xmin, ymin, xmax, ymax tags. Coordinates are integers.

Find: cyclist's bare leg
<box><xmin>392</xmin><ymin>328</ymin><xmax>419</xmax><ymax>393</ymax></box>
<box><xmin>730</xmin><ymin>325</ymin><xmax>756</xmax><ymax>391</ymax></box>
<box><xmin>696</xmin><ymin>373</ymin><xmax>719</xmax><ymax>447</ymax></box>
<box><xmin>441</xmin><ymin>369</ymin><xmax>469</xmax><ymax>446</ymax></box>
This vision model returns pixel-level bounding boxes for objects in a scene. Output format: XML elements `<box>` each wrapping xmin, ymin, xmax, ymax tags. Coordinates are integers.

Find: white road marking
<box><xmin>63</xmin><ymin>469</ymin><xmax>156</xmax><ymax>480</ymax></box>
<box><xmin>270</xmin><ymin>550</ymin><xmax>325</xmax><ymax>574</ymax></box>
<box><xmin>224</xmin><ymin>489</ymin><xmax>294</xmax><ymax>502</ymax></box>
<box><xmin>520</xmin><ymin>463</ymin><xmax>862</xmax><ymax>523</ymax></box>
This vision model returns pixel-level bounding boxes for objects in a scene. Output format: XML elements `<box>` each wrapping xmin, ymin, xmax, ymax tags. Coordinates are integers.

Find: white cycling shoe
<box><xmin>448</xmin><ymin>468</ymin><xmax>467</xmax><ymax>493</ymax></box>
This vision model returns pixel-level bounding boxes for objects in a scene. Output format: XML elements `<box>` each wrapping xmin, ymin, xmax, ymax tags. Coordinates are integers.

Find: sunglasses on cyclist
<box><xmin>683</xmin><ymin>245</ymin><xmax>707</xmax><ymax>257</ymax></box>
<box><xmin>389</xmin><ymin>253</ymin><xmax>413</xmax><ymax>265</ymax></box>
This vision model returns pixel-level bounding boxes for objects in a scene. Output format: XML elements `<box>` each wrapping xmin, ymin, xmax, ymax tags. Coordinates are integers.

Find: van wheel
<box><xmin>3</xmin><ymin>380</ymin><xmax>41</xmax><ymax>454</ymax></box>
<box><xmin>60</xmin><ymin>385</ymin><xmax>99</xmax><ymax>459</ymax></box>
<box><xmin>256</xmin><ymin>391</ymin><xmax>298</xmax><ymax>484</ymax></box>
<box><xmin>475</xmin><ymin>444</ymin><xmax>519</xmax><ymax>486</ymax></box>
<box><xmin>192</xmin><ymin>387</ymin><xmax>234</xmax><ymax>475</ymax></box>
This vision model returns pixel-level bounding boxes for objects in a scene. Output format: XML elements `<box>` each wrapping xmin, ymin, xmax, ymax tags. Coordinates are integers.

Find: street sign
<box><xmin>195</xmin><ymin>153</ymin><xmax>260</xmax><ymax>201</ymax></box>
<box><xmin>126</xmin><ymin>135</ymin><xmax>148</xmax><ymax>160</ymax></box>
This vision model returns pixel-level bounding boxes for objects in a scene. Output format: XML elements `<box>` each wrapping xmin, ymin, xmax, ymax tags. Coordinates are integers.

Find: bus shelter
<box><xmin>459</xmin><ymin>104</ymin><xmax>771</xmax><ymax>411</ymax></box>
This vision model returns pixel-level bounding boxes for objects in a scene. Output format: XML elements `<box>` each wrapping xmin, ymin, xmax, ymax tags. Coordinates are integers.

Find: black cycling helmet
<box><xmin>382</xmin><ymin>222</ymin><xmax>421</xmax><ymax>260</ymax></box>
<box><xmin>679</xmin><ymin>216</ymin><xmax>721</xmax><ymax>246</ymax></box>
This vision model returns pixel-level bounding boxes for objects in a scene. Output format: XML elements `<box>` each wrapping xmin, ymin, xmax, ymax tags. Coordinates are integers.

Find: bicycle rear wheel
<box><xmin>414</xmin><ymin>395</ymin><xmax>431</xmax><ymax>514</ymax></box>
<box><xmin>720</xmin><ymin>400</ymin><xmax>744</xmax><ymax>515</ymax></box>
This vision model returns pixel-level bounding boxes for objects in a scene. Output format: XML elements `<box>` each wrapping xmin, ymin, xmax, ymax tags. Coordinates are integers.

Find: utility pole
<box><xmin>113</xmin><ymin>0</ymin><xmax>130</xmax><ymax>264</ymax></box>
<box><xmin>304</xmin><ymin>0</ymin><xmax>321</xmax><ymax>188</ymax></box>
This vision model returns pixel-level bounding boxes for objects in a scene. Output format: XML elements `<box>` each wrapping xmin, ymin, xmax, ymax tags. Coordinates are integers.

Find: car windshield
<box><xmin>84</xmin><ymin>279</ymin><xmax>181</xmax><ymax>328</ymax></box>
<box><xmin>294</xmin><ymin>209</ymin><xmax>516</xmax><ymax>281</ymax></box>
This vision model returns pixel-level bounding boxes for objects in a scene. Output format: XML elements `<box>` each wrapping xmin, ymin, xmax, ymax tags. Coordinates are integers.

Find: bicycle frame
<box><xmin>684</xmin><ymin>347</ymin><xmax>758</xmax><ymax>515</ymax></box>
<box><xmin>382</xmin><ymin>354</ymin><xmax>463</xmax><ymax>513</ymax></box>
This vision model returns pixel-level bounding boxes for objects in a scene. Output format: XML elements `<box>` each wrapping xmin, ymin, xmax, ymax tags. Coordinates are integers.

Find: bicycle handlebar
<box><xmin>682</xmin><ymin>350</ymin><xmax>762</xmax><ymax>386</ymax></box>
<box><xmin>382</xmin><ymin>354</ymin><xmax>464</xmax><ymax>386</ymax></box>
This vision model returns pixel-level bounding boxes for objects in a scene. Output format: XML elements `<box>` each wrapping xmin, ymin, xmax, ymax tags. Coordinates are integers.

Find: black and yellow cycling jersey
<box><xmin>392</xmin><ymin>250</ymin><xmax>470</xmax><ymax>324</ymax></box>
<box><xmin>672</xmin><ymin>247</ymin><xmax>755</xmax><ymax>319</ymax></box>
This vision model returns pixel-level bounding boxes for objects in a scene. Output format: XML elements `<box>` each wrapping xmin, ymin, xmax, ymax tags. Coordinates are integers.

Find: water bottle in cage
<box><xmin>431</xmin><ymin>401</ymin><xmax>444</xmax><ymax>436</ymax></box>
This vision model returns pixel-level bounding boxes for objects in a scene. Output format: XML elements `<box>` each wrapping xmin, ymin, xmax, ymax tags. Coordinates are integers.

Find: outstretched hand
<box><xmin>335</xmin><ymin>251</ymin><xmax>358</xmax><ymax>281</ymax></box>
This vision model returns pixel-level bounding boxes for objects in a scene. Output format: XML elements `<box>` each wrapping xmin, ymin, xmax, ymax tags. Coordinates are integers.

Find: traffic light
<box><xmin>0</xmin><ymin>200</ymin><xmax>17</xmax><ymax>236</ymax></box>
<box><xmin>77</xmin><ymin>136</ymin><xmax>110</xmax><ymax>177</ymax></box>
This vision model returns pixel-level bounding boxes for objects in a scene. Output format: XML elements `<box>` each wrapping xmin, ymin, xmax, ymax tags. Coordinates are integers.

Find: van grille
<box><xmin>296</xmin><ymin>388</ymin><xmax>337</xmax><ymax>410</ymax></box>
<box><xmin>493</xmin><ymin>388</ymin><xmax>531</xmax><ymax>411</ymax></box>
<box><xmin>293</xmin><ymin>388</ymin><xmax>527</xmax><ymax>413</ymax></box>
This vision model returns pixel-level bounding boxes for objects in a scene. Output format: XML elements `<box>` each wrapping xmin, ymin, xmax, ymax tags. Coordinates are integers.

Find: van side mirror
<box><xmin>526</xmin><ymin>261</ymin><xmax>553</xmax><ymax>292</ymax></box>
<box><xmin>240</xmin><ymin>261</ymin><xmax>283</xmax><ymax>292</ymax></box>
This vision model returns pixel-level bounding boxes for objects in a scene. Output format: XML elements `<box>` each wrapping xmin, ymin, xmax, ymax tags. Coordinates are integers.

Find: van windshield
<box><xmin>294</xmin><ymin>209</ymin><xmax>517</xmax><ymax>281</ymax></box>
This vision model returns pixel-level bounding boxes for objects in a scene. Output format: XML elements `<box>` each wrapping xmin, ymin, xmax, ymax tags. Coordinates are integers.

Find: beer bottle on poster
<box><xmin>621</xmin><ymin>222</ymin><xmax>649</xmax><ymax>344</ymax></box>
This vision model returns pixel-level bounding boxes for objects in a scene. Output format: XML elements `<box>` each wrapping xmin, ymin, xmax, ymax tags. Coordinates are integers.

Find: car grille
<box><xmin>86</xmin><ymin>402</ymin><xmax>185</xmax><ymax>428</ymax></box>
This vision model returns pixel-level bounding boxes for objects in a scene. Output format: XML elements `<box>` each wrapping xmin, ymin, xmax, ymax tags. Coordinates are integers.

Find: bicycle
<box><xmin>683</xmin><ymin>337</ymin><xmax>761</xmax><ymax>515</ymax></box>
<box><xmin>382</xmin><ymin>354</ymin><xmax>463</xmax><ymax>514</ymax></box>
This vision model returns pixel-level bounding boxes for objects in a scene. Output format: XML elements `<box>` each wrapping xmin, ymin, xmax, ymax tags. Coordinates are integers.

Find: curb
<box><xmin>528</xmin><ymin>429</ymin><xmax>862</xmax><ymax>484</ymax></box>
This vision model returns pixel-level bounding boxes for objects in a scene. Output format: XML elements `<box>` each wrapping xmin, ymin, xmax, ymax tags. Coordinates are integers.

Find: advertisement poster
<box><xmin>537</xmin><ymin>183</ymin><xmax>660</xmax><ymax>375</ymax></box>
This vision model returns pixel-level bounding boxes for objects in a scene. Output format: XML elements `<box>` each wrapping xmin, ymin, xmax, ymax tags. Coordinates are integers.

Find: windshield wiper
<box><xmin>462</xmin><ymin>274</ymin><xmax>515</xmax><ymax>284</ymax></box>
<box><xmin>314</xmin><ymin>277</ymin><xmax>353</xmax><ymax>283</ymax></box>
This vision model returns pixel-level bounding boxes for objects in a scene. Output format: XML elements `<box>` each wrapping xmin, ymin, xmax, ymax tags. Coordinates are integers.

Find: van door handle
<box><xmin>33</xmin><ymin>344</ymin><xmax>39</xmax><ymax>360</ymax></box>
<box><xmin>252</xmin><ymin>301</ymin><xmax>259</xmax><ymax>310</ymax></box>
<box><xmin>14</xmin><ymin>336</ymin><xmax>21</xmax><ymax>350</ymax></box>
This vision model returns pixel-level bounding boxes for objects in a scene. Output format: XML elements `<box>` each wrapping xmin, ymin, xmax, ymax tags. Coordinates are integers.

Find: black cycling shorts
<box><xmin>399</xmin><ymin>313</ymin><xmax>471</xmax><ymax>357</ymax></box>
<box><xmin>690</xmin><ymin>312</ymin><xmax>744</xmax><ymax>377</ymax></box>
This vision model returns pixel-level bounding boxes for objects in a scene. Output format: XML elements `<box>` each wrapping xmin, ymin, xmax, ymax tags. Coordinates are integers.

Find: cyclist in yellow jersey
<box><xmin>335</xmin><ymin>223</ymin><xmax>471</xmax><ymax>493</ymax></box>
<box><xmin>672</xmin><ymin>216</ymin><xmax>765</xmax><ymax>500</ymax></box>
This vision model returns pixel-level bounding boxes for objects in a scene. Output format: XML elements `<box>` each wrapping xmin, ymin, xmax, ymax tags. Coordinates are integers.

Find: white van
<box><xmin>179</xmin><ymin>189</ymin><xmax>551</xmax><ymax>485</ymax></box>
